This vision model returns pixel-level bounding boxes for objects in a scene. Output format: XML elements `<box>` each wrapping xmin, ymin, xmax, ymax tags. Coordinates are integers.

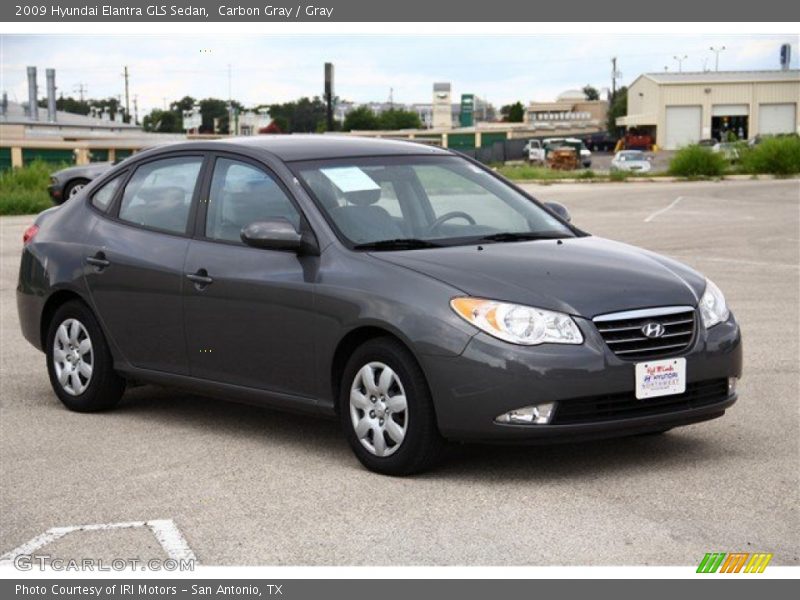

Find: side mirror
<box><xmin>241</xmin><ymin>219</ymin><xmax>318</xmax><ymax>255</ymax></box>
<box><xmin>544</xmin><ymin>201</ymin><xmax>571</xmax><ymax>223</ymax></box>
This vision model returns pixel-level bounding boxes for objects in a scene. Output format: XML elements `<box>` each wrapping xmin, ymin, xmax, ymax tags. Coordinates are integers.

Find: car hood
<box><xmin>54</xmin><ymin>162</ymin><xmax>112</xmax><ymax>179</ymax></box>
<box><xmin>371</xmin><ymin>236</ymin><xmax>706</xmax><ymax>318</ymax></box>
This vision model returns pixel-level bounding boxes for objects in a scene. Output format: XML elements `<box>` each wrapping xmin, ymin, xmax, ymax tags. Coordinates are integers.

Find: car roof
<box><xmin>145</xmin><ymin>135</ymin><xmax>452</xmax><ymax>162</ymax></box>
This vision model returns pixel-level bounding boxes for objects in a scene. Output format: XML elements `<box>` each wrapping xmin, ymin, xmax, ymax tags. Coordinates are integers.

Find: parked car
<box><xmin>48</xmin><ymin>162</ymin><xmax>113</xmax><ymax>204</ymax></box>
<box><xmin>610</xmin><ymin>150</ymin><xmax>652</xmax><ymax>173</ymax></box>
<box><xmin>583</xmin><ymin>131</ymin><xmax>618</xmax><ymax>152</ymax></box>
<box><xmin>712</xmin><ymin>142</ymin><xmax>741</xmax><ymax>163</ymax></box>
<box><xmin>17</xmin><ymin>137</ymin><xmax>742</xmax><ymax>475</ymax></box>
<box><xmin>544</xmin><ymin>137</ymin><xmax>593</xmax><ymax>168</ymax></box>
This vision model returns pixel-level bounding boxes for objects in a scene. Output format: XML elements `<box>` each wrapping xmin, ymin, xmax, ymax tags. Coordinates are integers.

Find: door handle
<box><xmin>86</xmin><ymin>252</ymin><xmax>110</xmax><ymax>269</ymax></box>
<box><xmin>186</xmin><ymin>270</ymin><xmax>213</xmax><ymax>288</ymax></box>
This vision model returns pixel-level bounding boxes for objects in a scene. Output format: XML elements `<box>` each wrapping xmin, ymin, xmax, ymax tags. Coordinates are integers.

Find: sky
<box><xmin>1</xmin><ymin>34</ymin><xmax>797</xmax><ymax>117</ymax></box>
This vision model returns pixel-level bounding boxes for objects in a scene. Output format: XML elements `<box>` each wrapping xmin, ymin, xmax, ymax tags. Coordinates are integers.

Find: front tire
<box><xmin>339</xmin><ymin>338</ymin><xmax>444</xmax><ymax>476</ymax></box>
<box><xmin>63</xmin><ymin>178</ymin><xmax>90</xmax><ymax>202</ymax></box>
<box><xmin>45</xmin><ymin>300</ymin><xmax>125</xmax><ymax>412</ymax></box>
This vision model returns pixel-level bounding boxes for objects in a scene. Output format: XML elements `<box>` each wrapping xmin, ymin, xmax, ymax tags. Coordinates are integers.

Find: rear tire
<box><xmin>339</xmin><ymin>337</ymin><xmax>444</xmax><ymax>476</ymax></box>
<box><xmin>45</xmin><ymin>300</ymin><xmax>125</xmax><ymax>412</ymax></box>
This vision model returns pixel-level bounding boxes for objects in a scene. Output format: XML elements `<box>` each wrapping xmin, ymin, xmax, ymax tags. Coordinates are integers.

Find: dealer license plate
<box><xmin>635</xmin><ymin>358</ymin><xmax>686</xmax><ymax>400</ymax></box>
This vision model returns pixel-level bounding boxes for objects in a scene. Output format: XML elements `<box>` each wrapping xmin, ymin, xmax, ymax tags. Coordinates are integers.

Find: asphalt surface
<box><xmin>1</xmin><ymin>179</ymin><xmax>798</xmax><ymax>566</ymax></box>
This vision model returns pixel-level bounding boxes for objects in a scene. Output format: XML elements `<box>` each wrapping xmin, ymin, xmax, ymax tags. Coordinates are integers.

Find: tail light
<box><xmin>22</xmin><ymin>224</ymin><xmax>39</xmax><ymax>245</ymax></box>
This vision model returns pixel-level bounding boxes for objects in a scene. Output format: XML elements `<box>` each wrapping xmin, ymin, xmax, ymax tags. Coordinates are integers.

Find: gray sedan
<box><xmin>47</xmin><ymin>162</ymin><xmax>113</xmax><ymax>204</ymax></box>
<box><xmin>17</xmin><ymin>136</ymin><xmax>742</xmax><ymax>475</ymax></box>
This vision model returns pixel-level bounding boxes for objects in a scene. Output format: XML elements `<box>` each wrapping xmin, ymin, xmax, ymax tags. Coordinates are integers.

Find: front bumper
<box><xmin>423</xmin><ymin>312</ymin><xmax>742</xmax><ymax>442</ymax></box>
<box><xmin>47</xmin><ymin>183</ymin><xmax>63</xmax><ymax>202</ymax></box>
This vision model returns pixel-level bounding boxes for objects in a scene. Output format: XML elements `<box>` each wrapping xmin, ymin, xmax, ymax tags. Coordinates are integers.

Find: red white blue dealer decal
<box><xmin>635</xmin><ymin>358</ymin><xmax>687</xmax><ymax>400</ymax></box>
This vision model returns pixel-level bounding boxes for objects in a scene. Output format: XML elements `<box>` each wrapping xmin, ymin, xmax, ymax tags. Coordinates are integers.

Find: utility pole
<box><xmin>133</xmin><ymin>94</ymin><xmax>139</xmax><ymax>125</ymax></box>
<box><xmin>388</xmin><ymin>87</ymin><xmax>394</xmax><ymax>109</ymax></box>
<box><xmin>74</xmin><ymin>82</ymin><xmax>88</xmax><ymax>102</ymax></box>
<box><xmin>673</xmin><ymin>55</ymin><xmax>688</xmax><ymax>72</ymax></box>
<box><xmin>709</xmin><ymin>46</ymin><xmax>726</xmax><ymax>71</ymax></box>
<box><xmin>227</xmin><ymin>63</ymin><xmax>233</xmax><ymax>135</ymax></box>
<box><xmin>610</xmin><ymin>57</ymin><xmax>621</xmax><ymax>101</ymax></box>
<box><xmin>122</xmin><ymin>65</ymin><xmax>130</xmax><ymax>123</ymax></box>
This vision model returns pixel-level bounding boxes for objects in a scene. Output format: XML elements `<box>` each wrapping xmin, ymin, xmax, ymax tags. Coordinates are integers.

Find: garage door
<box><xmin>758</xmin><ymin>103</ymin><xmax>797</xmax><ymax>135</ymax></box>
<box><xmin>712</xmin><ymin>104</ymin><xmax>749</xmax><ymax>117</ymax></box>
<box><xmin>665</xmin><ymin>106</ymin><xmax>702</xmax><ymax>149</ymax></box>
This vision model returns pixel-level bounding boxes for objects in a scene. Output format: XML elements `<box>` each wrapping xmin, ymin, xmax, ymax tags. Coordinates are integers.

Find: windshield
<box><xmin>619</xmin><ymin>151</ymin><xmax>645</xmax><ymax>161</ymax></box>
<box><xmin>292</xmin><ymin>155</ymin><xmax>574</xmax><ymax>249</ymax></box>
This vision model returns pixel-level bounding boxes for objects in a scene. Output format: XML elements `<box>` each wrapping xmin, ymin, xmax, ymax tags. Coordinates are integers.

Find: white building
<box><xmin>618</xmin><ymin>70</ymin><xmax>800</xmax><ymax>149</ymax></box>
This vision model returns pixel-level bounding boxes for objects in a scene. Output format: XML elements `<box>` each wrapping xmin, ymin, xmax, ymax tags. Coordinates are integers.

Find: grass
<box><xmin>496</xmin><ymin>165</ymin><xmax>596</xmax><ymax>181</ymax></box>
<box><xmin>668</xmin><ymin>145</ymin><xmax>727</xmax><ymax>178</ymax></box>
<box><xmin>738</xmin><ymin>136</ymin><xmax>800</xmax><ymax>176</ymax></box>
<box><xmin>0</xmin><ymin>161</ymin><xmax>61</xmax><ymax>216</ymax></box>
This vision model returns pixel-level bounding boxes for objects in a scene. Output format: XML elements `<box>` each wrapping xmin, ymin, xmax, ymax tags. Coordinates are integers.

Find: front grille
<box><xmin>552</xmin><ymin>379</ymin><xmax>729</xmax><ymax>425</ymax></box>
<box><xmin>594</xmin><ymin>306</ymin><xmax>696</xmax><ymax>360</ymax></box>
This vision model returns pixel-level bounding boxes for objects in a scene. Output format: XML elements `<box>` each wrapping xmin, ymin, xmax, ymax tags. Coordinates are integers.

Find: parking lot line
<box><xmin>644</xmin><ymin>197</ymin><xmax>683</xmax><ymax>223</ymax></box>
<box><xmin>0</xmin><ymin>519</ymin><xmax>196</xmax><ymax>564</ymax></box>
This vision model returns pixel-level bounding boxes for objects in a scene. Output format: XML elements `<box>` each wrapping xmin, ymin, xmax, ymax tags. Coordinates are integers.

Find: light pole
<box><xmin>673</xmin><ymin>55</ymin><xmax>688</xmax><ymax>72</ymax></box>
<box><xmin>709</xmin><ymin>46</ymin><xmax>726</xmax><ymax>71</ymax></box>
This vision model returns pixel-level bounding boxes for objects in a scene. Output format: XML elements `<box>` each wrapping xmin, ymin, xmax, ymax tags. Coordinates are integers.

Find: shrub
<box><xmin>0</xmin><ymin>161</ymin><xmax>59</xmax><ymax>216</ymax></box>
<box><xmin>609</xmin><ymin>169</ymin><xmax>630</xmax><ymax>182</ymax></box>
<box><xmin>668</xmin><ymin>145</ymin><xmax>727</xmax><ymax>178</ymax></box>
<box><xmin>739</xmin><ymin>136</ymin><xmax>800</xmax><ymax>176</ymax></box>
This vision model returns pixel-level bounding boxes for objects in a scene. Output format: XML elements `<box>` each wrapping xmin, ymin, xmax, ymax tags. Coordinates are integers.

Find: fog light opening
<box><xmin>728</xmin><ymin>377</ymin><xmax>738</xmax><ymax>394</ymax></box>
<box><xmin>496</xmin><ymin>402</ymin><xmax>557</xmax><ymax>425</ymax></box>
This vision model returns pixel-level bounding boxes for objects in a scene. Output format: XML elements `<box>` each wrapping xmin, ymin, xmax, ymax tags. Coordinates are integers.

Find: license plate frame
<box><xmin>635</xmin><ymin>358</ymin><xmax>686</xmax><ymax>400</ymax></box>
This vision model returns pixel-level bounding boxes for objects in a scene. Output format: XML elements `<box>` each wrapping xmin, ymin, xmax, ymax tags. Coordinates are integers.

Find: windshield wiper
<box><xmin>476</xmin><ymin>231</ymin><xmax>566</xmax><ymax>243</ymax></box>
<box><xmin>353</xmin><ymin>238</ymin><xmax>443</xmax><ymax>251</ymax></box>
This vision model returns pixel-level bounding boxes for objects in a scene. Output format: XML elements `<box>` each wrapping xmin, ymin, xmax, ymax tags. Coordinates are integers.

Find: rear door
<box><xmin>182</xmin><ymin>154</ymin><xmax>318</xmax><ymax>397</ymax></box>
<box><xmin>84</xmin><ymin>154</ymin><xmax>206</xmax><ymax>374</ymax></box>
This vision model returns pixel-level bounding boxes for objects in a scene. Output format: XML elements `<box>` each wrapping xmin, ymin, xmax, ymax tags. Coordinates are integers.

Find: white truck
<box><xmin>523</xmin><ymin>139</ymin><xmax>546</xmax><ymax>164</ymax></box>
<box><xmin>524</xmin><ymin>138</ymin><xmax>593</xmax><ymax>168</ymax></box>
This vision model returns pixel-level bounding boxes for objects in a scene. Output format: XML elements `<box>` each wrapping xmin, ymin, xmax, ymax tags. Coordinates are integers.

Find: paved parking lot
<box><xmin>1</xmin><ymin>179</ymin><xmax>798</xmax><ymax>566</ymax></box>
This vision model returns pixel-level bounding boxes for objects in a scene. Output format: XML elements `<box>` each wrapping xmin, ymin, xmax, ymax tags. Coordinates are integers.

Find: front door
<box><xmin>182</xmin><ymin>155</ymin><xmax>318</xmax><ymax>397</ymax></box>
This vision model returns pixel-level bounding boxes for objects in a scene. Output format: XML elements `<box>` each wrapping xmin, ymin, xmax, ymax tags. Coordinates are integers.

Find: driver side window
<box><xmin>206</xmin><ymin>158</ymin><xmax>300</xmax><ymax>243</ymax></box>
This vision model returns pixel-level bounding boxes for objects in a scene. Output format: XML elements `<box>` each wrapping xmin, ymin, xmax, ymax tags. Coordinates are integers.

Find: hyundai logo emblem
<box><xmin>641</xmin><ymin>321</ymin><xmax>666</xmax><ymax>339</ymax></box>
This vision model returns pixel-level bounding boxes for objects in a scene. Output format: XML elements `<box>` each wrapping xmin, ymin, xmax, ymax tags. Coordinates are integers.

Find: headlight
<box><xmin>450</xmin><ymin>297</ymin><xmax>583</xmax><ymax>346</ymax></box>
<box><xmin>699</xmin><ymin>278</ymin><xmax>729</xmax><ymax>328</ymax></box>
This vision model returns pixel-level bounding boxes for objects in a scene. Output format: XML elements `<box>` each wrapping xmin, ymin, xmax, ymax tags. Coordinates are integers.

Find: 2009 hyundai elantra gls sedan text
<box><xmin>17</xmin><ymin>137</ymin><xmax>742</xmax><ymax>475</ymax></box>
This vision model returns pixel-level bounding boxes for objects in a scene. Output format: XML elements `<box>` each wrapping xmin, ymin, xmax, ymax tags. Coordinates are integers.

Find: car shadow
<box><xmin>112</xmin><ymin>384</ymin><xmax>726</xmax><ymax>481</ymax></box>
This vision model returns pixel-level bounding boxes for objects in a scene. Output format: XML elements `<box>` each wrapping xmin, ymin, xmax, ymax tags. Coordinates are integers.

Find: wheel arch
<box><xmin>39</xmin><ymin>289</ymin><xmax>89</xmax><ymax>349</ymax></box>
<box><xmin>329</xmin><ymin>325</ymin><xmax>433</xmax><ymax>417</ymax></box>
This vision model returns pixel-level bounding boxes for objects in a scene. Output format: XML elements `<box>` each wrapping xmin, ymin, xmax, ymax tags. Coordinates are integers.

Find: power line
<box><xmin>73</xmin><ymin>82</ymin><xmax>88</xmax><ymax>102</ymax></box>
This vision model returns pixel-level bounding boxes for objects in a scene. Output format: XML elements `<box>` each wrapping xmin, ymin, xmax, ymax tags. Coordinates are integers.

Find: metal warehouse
<box><xmin>618</xmin><ymin>70</ymin><xmax>800</xmax><ymax>149</ymax></box>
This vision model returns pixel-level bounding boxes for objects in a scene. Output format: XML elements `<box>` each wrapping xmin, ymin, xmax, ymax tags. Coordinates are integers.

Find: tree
<box><xmin>142</xmin><ymin>109</ymin><xmax>182</xmax><ymax>133</ymax></box>
<box><xmin>343</xmin><ymin>106</ymin><xmax>379</xmax><ymax>131</ymax></box>
<box><xmin>170</xmin><ymin>96</ymin><xmax>196</xmax><ymax>114</ymax></box>
<box><xmin>582</xmin><ymin>85</ymin><xmax>600</xmax><ymax>101</ymax></box>
<box><xmin>268</xmin><ymin>97</ymin><xmax>327</xmax><ymax>133</ymax></box>
<box><xmin>501</xmin><ymin>101</ymin><xmax>525</xmax><ymax>123</ymax></box>
<box><xmin>198</xmin><ymin>98</ymin><xmax>230</xmax><ymax>133</ymax></box>
<box><xmin>607</xmin><ymin>86</ymin><xmax>628</xmax><ymax>135</ymax></box>
<box><xmin>378</xmin><ymin>109</ymin><xmax>422</xmax><ymax>130</ymax></box>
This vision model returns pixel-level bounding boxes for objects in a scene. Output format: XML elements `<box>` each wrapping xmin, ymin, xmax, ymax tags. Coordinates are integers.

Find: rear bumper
<box><xmin>423</xmin><ymin>313</ymin><xmax>742</xmax><ymax>442</ymax></box>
